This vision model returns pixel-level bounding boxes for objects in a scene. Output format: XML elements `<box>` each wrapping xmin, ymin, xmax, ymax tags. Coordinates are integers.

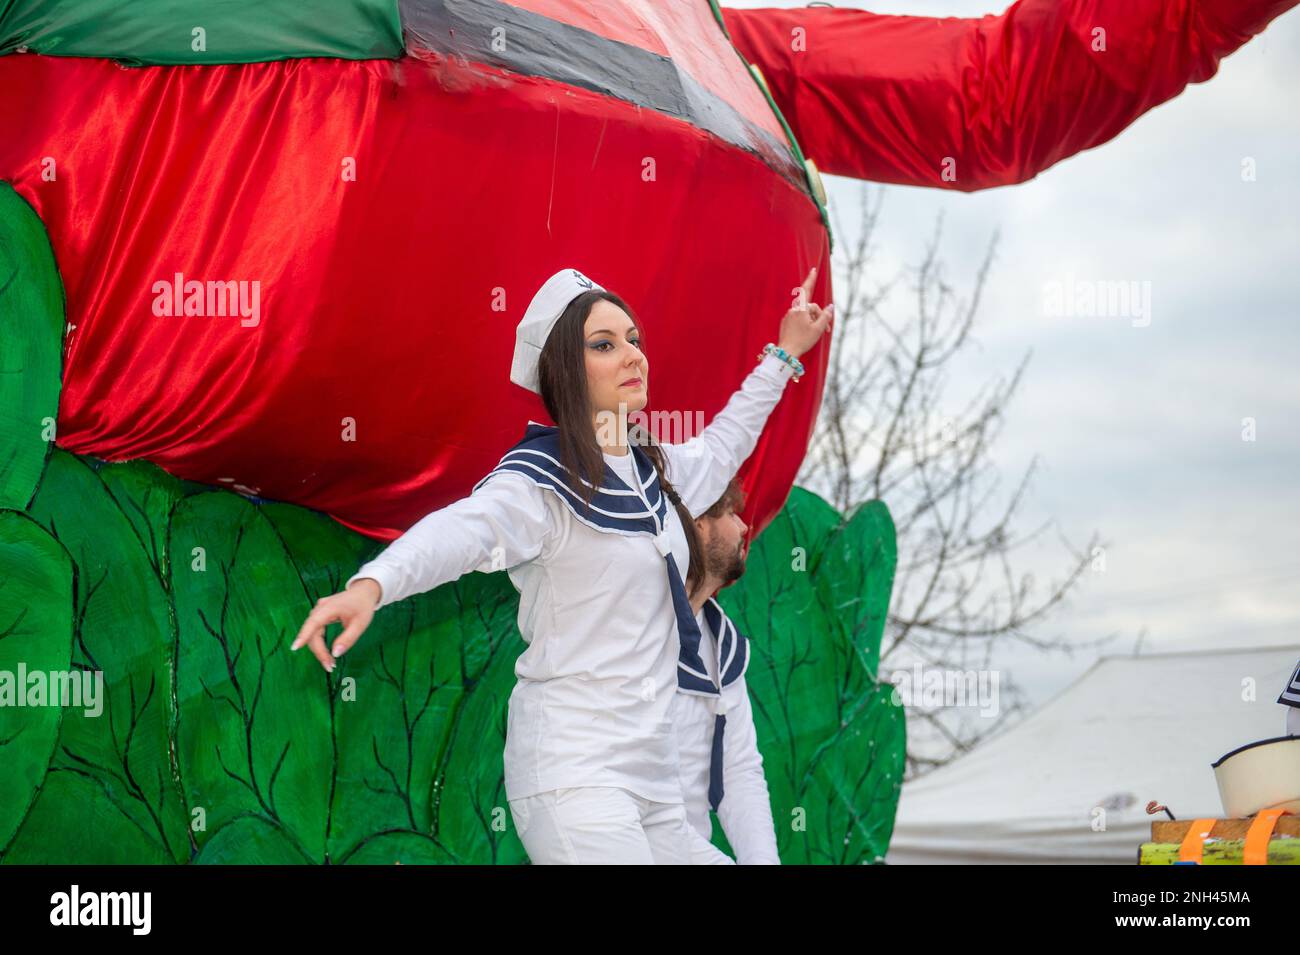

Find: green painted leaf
<box><xmin>426</xmin><ymin>572</ymin><xmax>530</xmax><ymax>865</ymax></box>
<box><xmin>814</xmin><ymin>499</ymin><xmax>896</xmax><ymax>674</ymax></box>
<box><xmin>801</xmin><ymin>682</ymin><xmax>904</xmax><ymax>864</ymax></box>
<box><xmin>2</xmin><ymin>769</ymin><xmax>175</xmax><ymax>864</ymax></box>
<box><xmin>340</xmin><ymin>831</ymin><xmax>456</xmax><ymax>865</ymax></box>
<box><xmin>262</xmin><ymin>500</ymin><xmax>528</xmax><ymax>863</ymax></box>
<box><xmin>0</xmin><ymin>183</ymin><xmax>63</xmax><ymax>511</ymax></box>
<box><xmin>3</xmin><ymin>454</ymin><xmax>901</xmax><ymax>864</ymax></box>
<box><xmin>0</xmin><ymin>510</ymin><xmax>73</xmax><ymax>858</ymax></box>
<box><xmin>21</xmin><ymin>450</ymin><xmax>191</xmax><ymax>863</ymax></box>
<box><xmin>193</xmin><ymin>814</ymin><xmax>314</xmax><ymax>864</ymax></box>
<box><xmin>93</xmin><ymin>457</ymin><xmax>207</xmax><ymax>585</ymax></box>
<box><xmin>720</xmin><ymin>486</ymin><xmax>904</xmax><ymax>864</ymax></box>
<box><xmin>170</xmin><ymin>491</ymin><xmax>332</xmax><ymax>863</ymax></box>
<box><xmin>260</xmin><ymin>501</ymin><xmax>454</xmax><ymax>861</ymax></box>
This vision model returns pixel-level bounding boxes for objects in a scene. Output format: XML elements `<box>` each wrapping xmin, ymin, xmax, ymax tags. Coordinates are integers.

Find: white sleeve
<box><xmin>345</xmin><ymin>470</ymin><xmax>555</xmax><ymax>610</ymax></box>
<box><xmin>661</xmin><ymin>352</ymin><xmax>795</xmax><ymax>518</ymax></box>
<box><xmin>715</xmin><ymin>678</ymin><xmax>782</xmax><ymax>865</ymax></box>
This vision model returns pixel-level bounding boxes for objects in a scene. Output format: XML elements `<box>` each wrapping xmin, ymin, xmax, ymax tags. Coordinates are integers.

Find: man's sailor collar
<box><xmin>679</xmin><ymin>597</ymin><xmax>751</xmax><ymax>697</ymax></box>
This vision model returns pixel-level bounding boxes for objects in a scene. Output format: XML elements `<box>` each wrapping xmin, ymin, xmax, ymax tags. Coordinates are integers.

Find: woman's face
<box><xmin>584</xmin><ymin>299</ymin><xmax>649</xmax><ymax>416</ymax></box>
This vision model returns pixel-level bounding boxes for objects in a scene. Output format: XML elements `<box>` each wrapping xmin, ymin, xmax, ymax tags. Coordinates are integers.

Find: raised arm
<box><xmin>292</xmin><ymin>470</ymin><xmax>553</xmax><ymax>671</ymax></box>
<box><xmin>664</xmin><ymin>353</ymin><xmax>795</xmax><ymax>519</ymax></box>
<box><xmin>664</xmin><ymin>267</ymin><xmax>831</xmax><ymax>518</ymax></box>
<box><xmin>716</xmin><ymin>682</ymin><xmax>781</xmax><ymax>865</ymax></box>
<box><xmin>722</xmin><ymin>0</ymin><xmax>1296</xmax><ymax>190</ymax></box>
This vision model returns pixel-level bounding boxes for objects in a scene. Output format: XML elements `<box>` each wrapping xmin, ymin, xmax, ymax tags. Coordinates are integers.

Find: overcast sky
<box><xmin>726</xmin><ymin>0</ymin><xmax>1300</xmax><ymax>708</ymax></box>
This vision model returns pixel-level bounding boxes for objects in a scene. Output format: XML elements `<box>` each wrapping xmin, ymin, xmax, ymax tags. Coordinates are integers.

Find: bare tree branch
<box><xmin>799</xmin><ymin>184</ymin><xmax>1105</xmax><ymax>778</ymax></box>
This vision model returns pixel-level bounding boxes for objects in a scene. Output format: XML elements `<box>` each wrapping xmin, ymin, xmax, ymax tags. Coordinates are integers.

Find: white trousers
<box><xmin>509</xmin><ymin>786</ymin><xmax>735</xmax><ymax>865</ymax></box>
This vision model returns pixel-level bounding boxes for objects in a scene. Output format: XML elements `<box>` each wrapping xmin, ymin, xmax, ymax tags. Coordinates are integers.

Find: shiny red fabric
<box><xmin>0</xmin><ymin>53</ymin><xmax>830</xmax><ymax>541</ymax></box>
<box><xmin>724</xmin><ymin>0</ymin><xmax>1297</xmax><ymax>189</ymax></box>
<box><xmin>5</xmin><ymin>0</ymin><xmax>1291</xmax><ymax>545</ymax></box>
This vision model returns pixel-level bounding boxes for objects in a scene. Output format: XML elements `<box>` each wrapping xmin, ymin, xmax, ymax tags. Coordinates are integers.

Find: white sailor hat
<box><xmin>510</xmin><ymin>268</ymin><xmax>606</xmax><ymax>394</ymax></box>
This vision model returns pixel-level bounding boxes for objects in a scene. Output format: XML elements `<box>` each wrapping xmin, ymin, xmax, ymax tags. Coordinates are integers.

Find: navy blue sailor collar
<box><xmin>475</xmin><ymin>422</ymin><xmax>712</xmax><ymax>683</ymax></box>
<box><xmin>678</xmin><ymin>596</ymin><xmax>751</xmax><ymax>698</ymax></box>
<box><xmin>473</xmin><ymin>421</ymin><xmax>667</xmax><ymax>535</ymax></box>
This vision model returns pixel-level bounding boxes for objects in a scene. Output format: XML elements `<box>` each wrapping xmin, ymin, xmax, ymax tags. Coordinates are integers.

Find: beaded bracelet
<box><xmin>757</xmin><ymin>342</ymin><xmax>805</xmax><ymax>382</ymax></box>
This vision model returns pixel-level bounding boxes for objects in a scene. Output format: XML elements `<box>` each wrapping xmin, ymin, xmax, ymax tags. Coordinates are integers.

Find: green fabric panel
<box><xmin>341</xmin><ymin>831</ymin><xmax>456</xmax><ymax>865</ymax></box>
<box><xmin>0</xmin><ymin>0</ymin><xmax>402</xmax><ymax>64</ymax></box>
<box><xmin>0</xmin><ymin>465</ymin><xmax>903</xmax><ymax>863</ymax></box>
<box><xmin>815</xmin><ymin>499</ymin><xmax>897</xmax><ymax>676</ymax></box>
<box><xmin>194</xmin><ymin>814</ymin><xmax>315</xmax><ymax>864</ymax></box>
<box><xmin>718</xmin><ymin>486</ymin><xmax>905</xmax><ymax>864</ymax></box>
<box><xmin>3</xmin><ymin>771</ymin><xmax>177</xmax><ymax>864</ymax></box>
<box><xmin>0</xmin><ymin>510</ymin><xmax>73</xmax><ymax>859</ymax></box>
<box><xmin>259</xmin><ymin>501</ymin><xmax>529</xmax><ymax>865</ymax></box>
<box><xmin>170</xmin><ymin>491</ymin><xmax>335</xmax><ymax>863</ymax></box>
<box><xmin>428</xmin><ymin>575</ymin><xmax>532</xmax><ymax>865</ymax></box>
<box><xmin>0</xmin><ymin>183</ymin><xmax>62</xmax><ymax>512</ymax></box>
<box><xmin>23</xmin><ymin>451</ymin><xmax>192</xmax><ymax>863</ymax></box>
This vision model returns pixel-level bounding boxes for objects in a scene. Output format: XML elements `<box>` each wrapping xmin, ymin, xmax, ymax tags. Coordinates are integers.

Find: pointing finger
<box><xmin>801</xmin><ymin>266</ymin><xmax>817</xmax><ymax>300</ymax></box>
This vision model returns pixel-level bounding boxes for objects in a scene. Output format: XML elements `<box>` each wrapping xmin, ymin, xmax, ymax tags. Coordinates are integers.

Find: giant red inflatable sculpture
<box><xmin>0</xmin><ymin>0</ymin><xmax>1292</xmax><ymax>540</ymax></box>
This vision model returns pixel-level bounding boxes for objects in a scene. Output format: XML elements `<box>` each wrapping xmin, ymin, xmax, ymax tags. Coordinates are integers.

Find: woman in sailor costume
<box><xmin>292</xmin><ymin>266</ymin><xmax>831</xmax><ymax>864</ymax></box>
<box><xmin>672</xmin><ymin>478</ymin><xmax>781</xmax><ymax>865</ymax></box>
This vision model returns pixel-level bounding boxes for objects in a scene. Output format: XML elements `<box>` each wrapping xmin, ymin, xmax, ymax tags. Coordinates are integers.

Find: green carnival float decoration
<box><xmin>0</xmin><ymin>182</ymin><xmax>902</xmax><ymax>864</ymax></box>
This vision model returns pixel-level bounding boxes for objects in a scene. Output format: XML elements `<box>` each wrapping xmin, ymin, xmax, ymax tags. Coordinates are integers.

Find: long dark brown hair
<box><xmin>537</xmin><ymin>288</ymin><xmax>705</xmax><ymax>600</ymax></box>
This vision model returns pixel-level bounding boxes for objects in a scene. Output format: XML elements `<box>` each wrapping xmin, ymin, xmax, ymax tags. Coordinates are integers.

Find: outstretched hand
<box><xmin>290</xmin><ymin>583</ymin><xmax>377</xmax><ymax>672</ymax></box>
<box><xmin>777</xmin><ymin>266</ymin><xmax>833</xmax><ymax>359</ymax></box>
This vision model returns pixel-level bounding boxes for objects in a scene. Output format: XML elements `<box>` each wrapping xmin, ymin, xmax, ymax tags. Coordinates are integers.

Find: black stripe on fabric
<box><xmin>399</xmin><ymin>0</ymin><xmax>808</xmax><ymax>191</ymax></box>
<box><xmin>481</xmin><ymin>461</ymin><xmax>664</xmax><ymax>533</ymax></box>
<box><xmin>1211</xmin><ymin>734</ymin><xmax>1300</xmax><ymax>767</ymax></box>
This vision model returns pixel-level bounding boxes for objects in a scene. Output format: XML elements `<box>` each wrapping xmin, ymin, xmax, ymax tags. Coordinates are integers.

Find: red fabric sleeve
<box><xmin>722</xmin><ymin>0</ymin><xmax>1296</xmax><ymax>190</ymax></box>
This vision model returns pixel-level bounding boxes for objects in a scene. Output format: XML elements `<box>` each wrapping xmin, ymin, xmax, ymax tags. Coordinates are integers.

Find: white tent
<box><xmin>887</xmin><ymin>645</ymin><xmax>1300</xmax><ymax>864</ymax></box>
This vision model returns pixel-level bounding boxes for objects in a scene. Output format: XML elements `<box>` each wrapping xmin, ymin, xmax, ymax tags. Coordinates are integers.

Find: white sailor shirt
<box><xmin>345</xmin><ymin>352</ymin><xmax>796</xmax><ymax>805</ymax></box>
<box><xmin>671</xmin><ymin>599</ymin><xmax>781</xmax><ymax>864</ymax></box>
